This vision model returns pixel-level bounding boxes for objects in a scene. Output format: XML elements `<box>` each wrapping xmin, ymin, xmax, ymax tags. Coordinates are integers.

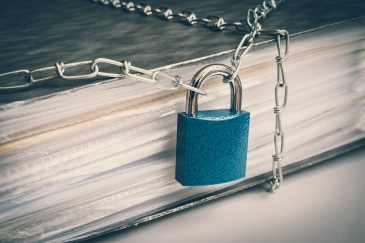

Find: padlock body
<box><xmin>176</xmin><ymin>109</ymin><xmax>250</xmax><ymax>186</ymax></box>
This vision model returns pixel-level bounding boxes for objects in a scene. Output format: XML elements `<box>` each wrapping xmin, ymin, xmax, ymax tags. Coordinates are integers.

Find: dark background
<box><xmin>0</xmin><ymin>0</ymin><xmax>364</xmax><ymax>104</ymax></box>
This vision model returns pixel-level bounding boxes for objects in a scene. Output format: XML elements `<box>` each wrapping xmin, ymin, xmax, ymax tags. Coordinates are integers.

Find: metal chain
<box><xmin>269</xmin><ymin>30</ymin><xmax>289</xmax><ymax>190</ymax></box>
<box><xmin>0</xmin><ymin>58</ymin><xmax>206</xmax><ymax>95</ymax></box>
<box><xmin>0</xmin><ymin>0</ymin><xmax>284</xmax><ymax>94</ymax></box>
<box><xmin>224</xmin><ymin>0</ymin><xmax>285</xmax><ymax>82</ymax></box>
<box><xmin>0</xmin><ymin>0</ymin><xmax>289</xmax><ymax>190</ymax></box>
<box><xmin>92</xmin><ymin>0</ymin><xmax>284</xmax><ymax>32</ymax></box>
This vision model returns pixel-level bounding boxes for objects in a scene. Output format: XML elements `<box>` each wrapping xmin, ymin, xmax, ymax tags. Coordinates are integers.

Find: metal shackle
<box><xmin>185</xmin><ymin>64</ymin><xmax>242</xmax><ymax>115</ymax></box>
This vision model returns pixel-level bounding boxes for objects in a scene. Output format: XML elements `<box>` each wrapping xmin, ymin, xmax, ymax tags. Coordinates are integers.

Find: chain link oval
<box><xmin>29</xmin><ymin>66</ymin><xmax>58</xmax><ymax>83</ymax></box>
<box><xmin>154</xmin><ymin>7</ymin><xmax>173</xmax><ymax>19</ymax></box>
<box><xmin>91</xmin><ymin>58</ymin><xmax>127</xmax><ymax>78</ymax></box>
<box><xmin>179</xmin><ymin>11</ymin><xmax>197</xmax><ymax>25</ymax></box>
<box><xmin>0</xmin><ymin>70</ymin><xmax>33</xmax><ymax>91</ymax></box>
<box><xmin>55</xmin><ymin>61</ymin><xmax>99</xmax><ymax>80</ymax></box>
<box><xmin>205</xmin><ymin>15</ymin><xmax>225</xmax><ymax>30</ymax></box>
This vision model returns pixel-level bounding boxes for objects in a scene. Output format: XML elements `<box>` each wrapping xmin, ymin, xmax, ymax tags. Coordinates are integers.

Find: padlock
<box><xmin>175</xmin><ymin>64</ymin><xmax>250</xmax><ymax>186</ymax></box>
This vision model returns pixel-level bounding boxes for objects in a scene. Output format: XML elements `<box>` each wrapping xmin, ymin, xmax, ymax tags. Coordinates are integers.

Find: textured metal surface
<box><xmin>176</xmin><ymin>110</ymin><xmax>250</xmax><ymax>186</ymax></box>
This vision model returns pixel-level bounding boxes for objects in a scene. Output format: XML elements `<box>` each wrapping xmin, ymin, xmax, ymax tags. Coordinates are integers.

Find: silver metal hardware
<box><xmin>91</xmin><ymin>58</ymin><xmax>128</xmax><ymax>78</ymax></box>
<box><xmin>0</xmin><ymin>58</ymin><xmax>205</xmax><ymax>94</ymax></box>
<box><xmin>154</xmin><ymin>7</ymin><xmax>173</xmax><ymax>20</ymax></box>
<box><xmin>228</xmin><ymin>34</ymin><xmax>254</xmax><ymax>82</ymax></box>
<box><xmin>153</xmin><ymin>72</ymin><xmax>207</xmax><ymax>95</ymax></box>
<box><xmin>0</xmin><ymin>70</ymin><xmax>33</xmax><ymax>91</ymax></box>
<box><xmin>186</xmin><ymin>64</ymin><xmax>242</xmax><ymax>115</ymax></box>
<box><xmin>206</xmin><ymin>15</ymin><xmax>226</xmax><ymax>30</ymax></box>
<box><xmin>135</xmin><ymin>4</ymin><xmax>152</xmax><ymax>15</ymax></box>
<box><xmin>259</xmin><ymin>30</ymin><xmax>289</xmax><ymax>190</ymax></box>
<box><xmin>29</xmin><ymin>66</ymin><xmax>59</xmax><ymax>83</ymax></box>
<box><xmin>55</xmin><ymin>61</ymin><xmax>99</xmax><ymax>80</ymax></box>
<box><xmin>225</xmin><ymin>0</ymin><xmax>285</xmax><ymax>83</ymax></box>
<box><xmin>93</xmin><ymin>0</ymin><xmax>285</xmax><ymax>33</ymax></box>
<box><xmin>221</xmin><ymin>2</ymin><xmax>288</xmax><ymax>190</ymax></box>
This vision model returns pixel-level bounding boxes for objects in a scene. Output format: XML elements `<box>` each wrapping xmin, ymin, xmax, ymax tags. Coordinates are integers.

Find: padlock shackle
<box><xmin>186</xmin><ymin>64</ymin><xmax>242</xmax><ymax>115</ymax></box>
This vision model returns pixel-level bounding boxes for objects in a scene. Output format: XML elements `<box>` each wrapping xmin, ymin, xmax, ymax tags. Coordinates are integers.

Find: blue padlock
<box><xmin>175</xmin><ymin>64</ymin><xmax>250</xmax><ymax>186</ymax></box>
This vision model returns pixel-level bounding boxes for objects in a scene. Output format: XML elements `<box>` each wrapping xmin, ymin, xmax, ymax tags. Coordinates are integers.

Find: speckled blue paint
<box><xmin>176</xmin><ymin>109</ymin><xmax>250</xmax><ymax>186</ymax></box>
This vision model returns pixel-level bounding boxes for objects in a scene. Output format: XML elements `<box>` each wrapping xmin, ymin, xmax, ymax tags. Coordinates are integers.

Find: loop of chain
<box><xmin>55</xmin><ymin>61</ymin><xmax>99</xmax><ymax>80</ymax></box>
<box><xmin>0</xmin><ymin>58</ymin><xmax>206</xmax><ymax>95</ymax></box>
<box><xmin>92</xmin><ymin>0</ymin><xmax>284</xmax><ymax>32</ymax></box>
<box><xmin>269</xmin><ymin>30</ymin><xmax>289</xmax><ymax>190</ymax></box>
<box><xmin>0</xmin><ymin>70</ymin><xmax>33</xmax><ymax>91</ymax></box>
